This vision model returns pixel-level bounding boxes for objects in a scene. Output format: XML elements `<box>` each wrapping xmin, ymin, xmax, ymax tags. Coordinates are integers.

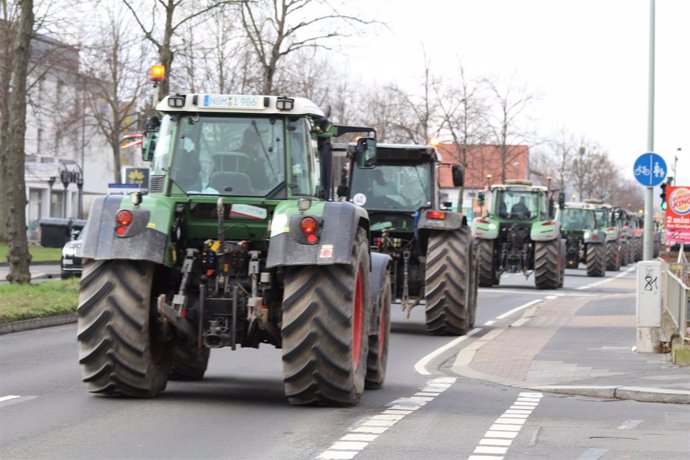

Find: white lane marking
<box><xmin>577</xmin><ymin>447</ymin><xmax>609</xmax><ymax>460</ymax></box>
<box><xmin>0</xmin><ymin>395</ymin><xmax>21</xmax><ymax>403</ymax></box>
<box><xmin>496</xmin><ymin>299</ymin><xmax>543</xmax><ymax>319</ymax></box>
<box><xmin>414</xmin><ymin>328</ymin><xmax>481</xmax><ymax>375</ymax></box>
<box><xmin>480</xmin><ymin>288</ymin><xmax>596</xmax><ymax>297</ymax></box>
<box><xmin>618</xmin><ymin>419</ymin><xmax>642</xmax><ymax>430</ymax></box>
<box><xmin>577</xmin><ymin>265</ymin><xmax>635</xmax><ymax>290</ymax></box>
<box><xmin>483</xmin><ymin>320</ymin><xmax>496</xmax><ymax>326</ymax></box>
<box><xmin>471</xmin><ymin>392</ymin><xmax>544</xmax><ymax>459</ymax></box>
<box><xmin>316</xmin><ymin>377</ymin><xmax>456</xmax><ymax>459</ymax></box>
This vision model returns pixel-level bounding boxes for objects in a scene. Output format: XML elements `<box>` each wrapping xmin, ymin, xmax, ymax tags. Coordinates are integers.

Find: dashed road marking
<box><xmin>0</xmin><ymin>395</ymin><xmax>21</xmax><ymax>403</ymax></box>
<box><xmin>470</xmin><ymin>391</ymin><xmax>543</xmax><ymax>460</ymax></box>
<box><xmin>577</xmin><ymin>265</ymin><xmax>635</xmax><ymax>290</ymax></box>
<box><xmin>618</xmin><ymin>419</ymin><xmax>642</xmax><ymax>429</ymax></box>
<box><xmin>316</xmin><ymin>377</ymin><xmax>456</xmax><ymax>459</ymax></box>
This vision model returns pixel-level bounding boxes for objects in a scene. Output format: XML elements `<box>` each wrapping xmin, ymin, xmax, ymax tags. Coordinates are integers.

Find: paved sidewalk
<box><xmin>451</xmin><ymin>275</ymin><xmax>690</xmax><ymax>404</ymax></box>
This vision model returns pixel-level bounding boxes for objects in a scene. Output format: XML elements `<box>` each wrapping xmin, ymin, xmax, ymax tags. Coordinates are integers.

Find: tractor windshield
<box><xmin>593</xmin><ymin>209</ymin><xmax>611</xmax><ymax>227</ymax></box>
<box><xmin>155</xmin><ymin>114</ymin><xmax>296</xmax><ymax>197</ymax></box>
<box><xmin>493</xmin><ymin>190</ymin><xmax>541</xmax><ymax>220</ymax></box>
<box><xmin>560</xmin><ymin>208</ymin><xmax>595</xmax><ymax>231</ymax></box>
<box><xmin>350</xmin><ymin>164</ymin><xmax>432</xmax><ymax>211</ymax></box>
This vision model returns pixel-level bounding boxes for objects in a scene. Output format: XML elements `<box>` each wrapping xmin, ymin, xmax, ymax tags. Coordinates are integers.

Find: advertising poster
<box><xmin>664</xmin><ymin>185</ymin><xmax>690</xmax><ymax>244</ymax></box>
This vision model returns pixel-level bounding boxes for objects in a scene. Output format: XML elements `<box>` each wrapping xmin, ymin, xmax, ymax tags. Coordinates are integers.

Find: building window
<box><xmin>51</xmin><ymin>190</ymin><xmax>63</xmax><ymax>218</ymax></box>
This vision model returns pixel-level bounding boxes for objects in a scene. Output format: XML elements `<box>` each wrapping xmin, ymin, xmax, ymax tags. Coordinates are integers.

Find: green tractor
<box><xmin>339</xmin><ymin>143</ymin><xmax>478</xmax><ymax>336</ymax></box>
<box><xmin>587</xmin><ymin>200</ymin><xmax>623</xmax><ymax>271</ymax></box>
<box><xmin>472</xmin><ymin>180</ymin><xmax>565</xmax><ymax>289</ymax></box>
<box><xmin>77</xmin><ymin>94</ymin><xmax>392</xmax><ymax>405</ymax></box>
<box><xmin>558</xmin><ymin>202</ymin><xmax>607</xmax><ymax>277</ymax></box>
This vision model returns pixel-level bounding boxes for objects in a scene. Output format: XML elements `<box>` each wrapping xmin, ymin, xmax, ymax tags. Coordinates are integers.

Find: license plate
<box><xmin>63</xmin><ymin>259</ymin><xmax>73</xmax><ymax>265</ymax></box>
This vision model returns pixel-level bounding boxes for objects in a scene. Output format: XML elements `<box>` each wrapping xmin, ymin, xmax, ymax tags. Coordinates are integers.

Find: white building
<box><xmin>22</xmin><ymin>34</ymin><xmax>144</xmax><ymax>239</ymax></box>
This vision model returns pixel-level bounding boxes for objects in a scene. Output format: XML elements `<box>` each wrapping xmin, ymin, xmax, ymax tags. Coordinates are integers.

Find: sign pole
<box><xmin>643</xmin><ymin>0</ymin><xmax>655</xmax><ymax>261</ymax></box>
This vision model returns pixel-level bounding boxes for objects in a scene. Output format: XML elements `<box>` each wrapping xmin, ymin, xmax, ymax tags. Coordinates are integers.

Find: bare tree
<box><xmin>434</xmin><ymin>63</ymin><xmax>488</xmax><ymax>167</ymax></box>
<box><xmin>240</xmin><ymin>0</ymin><xmax>373</xmax><ymax>95</ymax></box>
<box><xmin>484</xmin><ymin>78</ymin><xmax>536</xmax><ymax>183</ymax></box>
<box><xmin>531</xmin><ymin>129</ymin><xmax>578</xmax><ymax>192</ymax></box>
<box><xmin>122</xmin><ymin>0</ymin><xmax>234</xmax><ymax>100</ymax></box>
<box><xmin>5</xmin><ymin>0</ymin><xmax>33</xmax><ymax>282</ymax></box>
<box><xmin>82</xmin><ymin>4</ymin><xmax>150</xmax><ymax>183</ymax></box>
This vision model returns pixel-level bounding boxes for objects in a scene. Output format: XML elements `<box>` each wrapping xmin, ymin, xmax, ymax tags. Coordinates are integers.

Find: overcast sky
<box><xmin>346</xmin><ymin>0</ymin><xmax>689</xmax><ymax>186</ymax></box>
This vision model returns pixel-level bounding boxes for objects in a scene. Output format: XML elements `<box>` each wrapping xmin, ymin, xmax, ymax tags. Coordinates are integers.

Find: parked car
<box><xmin>60</xmin><ymin>227</ymin><xmax>84</xmax><ymax>279</ymax></box>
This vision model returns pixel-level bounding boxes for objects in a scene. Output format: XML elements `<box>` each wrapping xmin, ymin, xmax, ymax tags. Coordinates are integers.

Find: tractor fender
<box><xmin>417</xmin><ymin>210</ymin><xmax>464</xmax><ymax>231</ymax></box>
<box><xmin>584</xmin><ymin>230</ymin><xmax>607</xmax><ymax>245</ymax></box>
<box><xmin>81</xmin><ymin>195</ymin><xmax>171</xmax><ymax>265</ymax></box>
<box><xmin>266</xmin><ymin>201</ymin><xmax>369</xmax><ymax>268</ymax></box>
<box><xmin>530</xmin><ymin>221</ymin><xmax>560</xmax><ymax>242</ymax></box>
<box><xmin>471</xmin><ymin>216</ymin><xmax>499</xmax><ymax>240</ymax></box>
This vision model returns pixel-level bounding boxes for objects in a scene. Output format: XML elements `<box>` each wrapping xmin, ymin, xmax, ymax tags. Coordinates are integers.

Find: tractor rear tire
<box><xmin>634</xmin><ymin>238</ymin><xmax>643</xmax><ymax>262</ymax></box>
<box><xmin>535</xmin><ymin>239</ymin><xmax>560</xmax><ymax>289</ymax></box>
<box><xmin>585</xmin><ymin>243</ymin><xmax>606</xmax><ymax>277</ymax></box>
<box><xmin>169</xmin><ymin>343</ymin><xmax>210</xmax><ymax>381</ymax></box>
<box><xmin>77</xmin><ymin>260</ymin><xmax>172</xmax><ymax>397</ymax></box>
<box><xmin>424</xmin><ymin>228</ymin><xmax>473</xmax><ymax>335</ymax></box>
<box><xmin>478</xmin><ymin>239</ymin><xmax>498</xmax><ymax>287</ymax></box>
<box><xmin>365</xmin><ymin>268</ymin><xmax>391</xmax><ymax>390</ymax></box>
<box><xmin>606</xmin><ymin>242</ymin><xmax>621</xmax><ymax>271</ymax></box>
<box><xmin>620</xmin><ymin>240</ymin><xmax>630</xmax><ymax>266</ymax></box>
<box><xmin>281</xmin><ymin>229</ymin><xmax>370</xmax><ymax>406</ymax></box>
<box><xmin>467</xmin><ymin>240</ymin><xmax>480</xmax><ymax>329</ymax></box>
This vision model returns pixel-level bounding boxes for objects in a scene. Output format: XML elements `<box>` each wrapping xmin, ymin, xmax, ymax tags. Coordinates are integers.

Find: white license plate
<box><xmin>63</xmin><ymin>259</ymin><xmax>73</xmax><ymax>265</ymax></box>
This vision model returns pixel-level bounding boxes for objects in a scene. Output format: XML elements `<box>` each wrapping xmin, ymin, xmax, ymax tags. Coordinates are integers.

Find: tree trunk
<box><xmin>0</xmin><ymin>19</ymin><xmax>13</xmax><ymax>243</ymax></box>
<box><xmin>6</xmin><ymin>0</ymin><xmax>34</xmax><ymax>283</ymax></box>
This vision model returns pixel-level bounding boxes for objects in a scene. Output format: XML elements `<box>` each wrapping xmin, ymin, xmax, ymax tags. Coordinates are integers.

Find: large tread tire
<box><xmin>281</xmin><ymin>229</ymin><xmax>370</xmax><ymax>406</ymax></box>
<box><xmin>534</xmin><ymin>239</ymin><xmax>560</xmax><ymax>289</ymax></box>
<box><xmin>620</xmin><ymin>241</ymin><xmax>630</xmax><ymax>266</ymax></box>
<box><xmin>634</xmin><ymin>238</ymin><xmax>643</xmax><ymax>262</ymax></box>
<box><xmin>585</xmin><ymin>243</ymin><xmax>606</xmax><ymax>277</ymax></box>
<box><xmin>365</xmin><ymin>268</ymin><xmax>391</xmax><ymax>390</ymax></box>
<box><xmin>478</xmin><ymin>239</ymin><xmax>498</xmax><ymax>287</ymax></box>
<box><xmin>606</xmin><ymin>242</ymin><xmax>621</xmax><ymax>271</ymax></box>
<box><xmin>169</xmin><ymin>343</ymin><xmax>210</xmax><ymax>381</ymax></box>
<box><xmin>77</xmin><ymin>259</ymin><xmax>172</xmax><ymax>397</ymax></box>
<box><xmin>424</xmin><ymin>229</ymin><xmax>472</xmax><ymax>336</ymax></box>
<box><xmin>467</xmin><ymin>239</ymin><xmax>480</xmax><ymax>329</ymax></box>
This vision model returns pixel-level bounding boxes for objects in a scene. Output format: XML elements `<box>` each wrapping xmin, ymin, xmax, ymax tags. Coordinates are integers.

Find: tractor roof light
<box><xmin>149</xmin><ymin>64</ymin><xmax>165</xmax><ymax>82</ymax></box>
<box><xmin>168</xmin><ymin>95</ymin><xmax>186</xmax><ymax>108</ymax></box>
<box><xmin>276</xmin><ymin>97</ymin><xmax>294</xmax><ymax>111</ymax></box>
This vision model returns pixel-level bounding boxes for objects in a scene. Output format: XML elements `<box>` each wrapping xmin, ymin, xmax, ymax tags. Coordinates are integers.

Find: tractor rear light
<box><xmin>373</xmin><ymin>237</ymin><xmax>382</xmax><ymax>247</ymax></box>
<box><xmin>300</xmin><ymin>217</ymin><xmax>319</xmax><ymax>244</ymax></box>
<box><xmin>300</xmin><ymin>217</ymin><xmax>318</xmax><ymax>234</ymax></box>
<box><xmin>543</xmin><ymin>220</ymin><xmax>556</xmax><ymax>226</ymax></box>
<box><xmin>115</xmin><ymin>210</ymin><xmax>134</xmax><ymax>236</ymax></box>
<box><xmin>477</xmin><ymin>218</ymin><xmax>490</xmax><ymax>224</ymax></box>
<box><xmin>427</xmin><ymin>211</ymin><xmax>446</xmax><ymax>220</ymax></box>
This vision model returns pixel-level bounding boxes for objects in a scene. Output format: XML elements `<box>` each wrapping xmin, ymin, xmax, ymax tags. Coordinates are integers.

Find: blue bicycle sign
<box><xmin>633</xmin><ymin>153</ymin><xmax>666</xmax><ymax>186</ymax></box>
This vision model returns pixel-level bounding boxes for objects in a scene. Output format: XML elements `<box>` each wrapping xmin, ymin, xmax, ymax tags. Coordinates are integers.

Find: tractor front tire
<box><xmin>424</xmin><ymin>229</ymin><xmax>473</xmax><ymax>336</ymax></box>
<box><xmin>365</xmin><ymin>268</ymin><xmax>391</xmax><ymax>390</ymax></box>
<box><xmin>77</xmin><ymin>260</ymin><xmax>172</xmax><ymax>397</ymax></box>
<box><xmin>535</xmin><ymin>239</ymin><xmax>561</xmax><ymax>289</ymax></box>
<box><xmin>169</xmin><ymin>342</ymin><xmax>210</xmax><ymax>381</ymax></box>
<box><xmin>585</xmin><ymin>243</ymin><xmax>606</xmax><ymax>277</ymax></box>
<box><xmin>478</xmin><ymin>239</ymin><xmax>498</xmax><ymax>287</ymax></box>
<box><xmin>281</xmin><ymin>229</ymin><xmax>370</xmax><ymax>406</ymax></box>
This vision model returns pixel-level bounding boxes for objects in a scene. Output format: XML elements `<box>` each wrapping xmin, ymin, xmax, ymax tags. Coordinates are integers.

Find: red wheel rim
<box><xmin>352</xmin><ymin>268</ymin><xmax>364</xmax><ymax>369</ymax></box>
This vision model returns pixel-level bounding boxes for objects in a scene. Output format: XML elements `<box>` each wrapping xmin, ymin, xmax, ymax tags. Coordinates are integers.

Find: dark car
<box><xmin>60</xmin><ymin>227</ymin><xmax>84</xmax><ymax>279</ymax></box>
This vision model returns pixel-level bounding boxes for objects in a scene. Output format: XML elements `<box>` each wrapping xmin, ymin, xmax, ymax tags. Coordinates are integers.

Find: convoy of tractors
<box><xmin>73</xmin><ymin>90</ymin><xmax>650</xmax><ymax>406</ymax></box>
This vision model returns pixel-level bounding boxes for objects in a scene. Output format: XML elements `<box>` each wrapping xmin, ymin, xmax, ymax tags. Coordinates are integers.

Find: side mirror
<box><xmin>451</xmin><ymin>165</ymin><xmax>464</xmax><ymax>187</ymax></box>
<box><xmin>558</xmin><ymin>192</ymin><xmax>565</xmax><ymax>209</ymax></box>
<box><xmin>142</xmin><ymin>131</ymin><xmax>158</xmax><ymax>162</ymax></box>
<box><xmin>355</xmin><ymin>137</ymin><xmax>377</xmax><ymax>168</ymax></box>
<box><xmin>141</xmin><ymin>116</ymin><xmax>160</xmax><ymax>162</ymax></box>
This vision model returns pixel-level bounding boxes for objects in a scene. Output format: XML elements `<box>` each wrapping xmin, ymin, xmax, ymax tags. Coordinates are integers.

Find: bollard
<box><xmin>636</xmin><ymin>260</ymin><xmax>662</xmax><ymax>352</ymax></box>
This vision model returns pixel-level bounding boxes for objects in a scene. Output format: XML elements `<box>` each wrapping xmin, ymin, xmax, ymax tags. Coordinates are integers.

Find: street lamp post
<box><xmin>75</xmin><ymin>165</ymin><xmax>84</xmax><ymax>219</ymax></box>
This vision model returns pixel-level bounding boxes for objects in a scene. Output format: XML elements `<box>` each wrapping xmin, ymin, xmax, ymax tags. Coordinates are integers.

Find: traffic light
<box><xmin>478</xmin><ymin>192</ymin><xmax>485</xmax><ymax>207</ymax></box>
<box><xmin>660</xmin><ymin>183</ymin><xmax>667</xmax><ymax>210</ymax></box>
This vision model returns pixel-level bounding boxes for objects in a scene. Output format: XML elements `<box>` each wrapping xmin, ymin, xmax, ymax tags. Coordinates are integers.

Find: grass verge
<box><xmin>0</xmin><ymin>278</ymin><xmax>79</xmax><ymax>323</ymax></box>
<box><xmin>0</xmin><ymin>243</ymin><xmax>63</xmax><ymax>263</ymax></box>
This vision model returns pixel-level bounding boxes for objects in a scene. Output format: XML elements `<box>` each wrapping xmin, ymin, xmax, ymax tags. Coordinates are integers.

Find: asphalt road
<box><xmin>1</xmin><ymin>267</ymin><xmax>688</xmax><ymax>459</ymax></box>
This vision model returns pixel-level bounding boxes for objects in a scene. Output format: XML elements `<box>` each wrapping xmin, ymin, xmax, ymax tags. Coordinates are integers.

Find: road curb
<box><xmin>532</xmin><ymin>385</ymin><xmax>690</xmax><ymax>404</ymax></box>
<box><xmin>0</xmin><ymin>313</ymin><xmax>77</xmax><ymax>335</ymax></box>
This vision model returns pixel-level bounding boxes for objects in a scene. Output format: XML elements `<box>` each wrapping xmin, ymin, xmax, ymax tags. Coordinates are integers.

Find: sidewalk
<box><xmin>450</xmin><ymin>274</ymin><xmax>690</xmax><ymax>404</ymax></box>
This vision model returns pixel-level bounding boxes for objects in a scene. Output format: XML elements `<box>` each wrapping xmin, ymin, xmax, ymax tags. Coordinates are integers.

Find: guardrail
<box><xmin>660</xmin><ymin>260</ymin><xmax>689</xmax><ymax>344</ymax></box>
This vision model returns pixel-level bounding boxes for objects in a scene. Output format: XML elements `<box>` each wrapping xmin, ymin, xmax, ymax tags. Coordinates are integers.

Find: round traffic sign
<box><xmin>633</xmin><ymin>152</ymin><xmax>667</xmax><ymax>186</ymax></box>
